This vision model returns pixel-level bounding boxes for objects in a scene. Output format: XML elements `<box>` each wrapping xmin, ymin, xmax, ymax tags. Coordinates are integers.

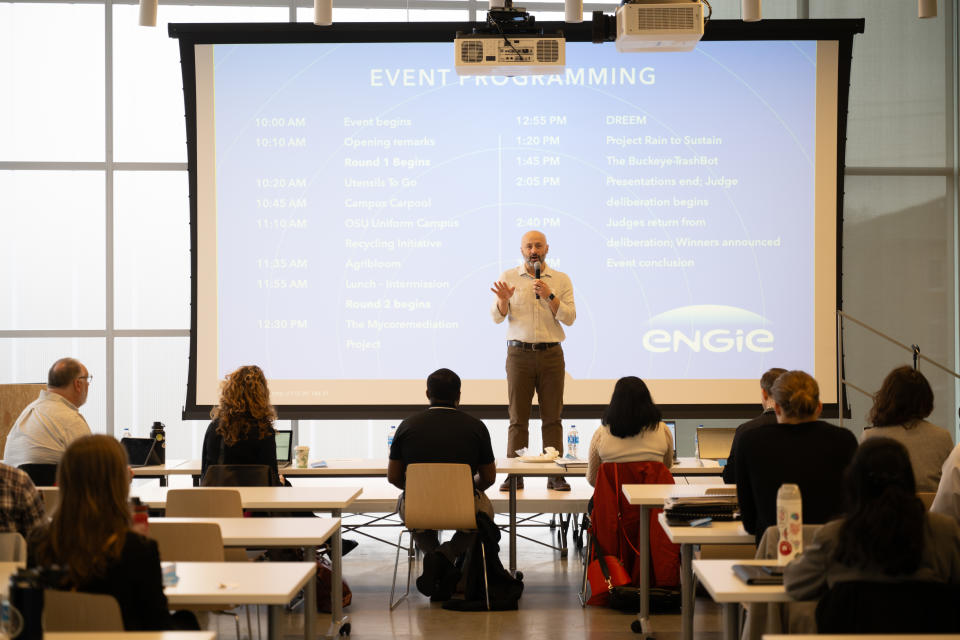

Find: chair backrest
<box><xmin>42</xmin><ymin>590</ymin><xmax>124</xmax><ymax>631</ymax></box>
<box><xmin>917</xmin><ymin>491</ymin><xmax>936</xmax><ymax>510</ymax></box>
<box><xmin>18</xmin><ymin>463</ymin><xmax>58</xmax><ymax>487</ymax></box>
<box><xmin>403</xmin><ymin>463</ymin><xmax>477</xmax><ymax>531</ymax></box>
<box><xmin>201</xmin><ymin>464</ymin><xmax>272</xmax><ymax>487</ymax></box>
<box><xmin>39</xmin><ymin>486</ymin><xmax>60</xmax><ymax>515</ymax></box>
<box><xmin>0</xmin><ymin>532</ymin><xmax>27</xmax><ymax>561</ymax></box>
<box><xmin>148</xmin><ymin>521</ymin><xmax>225</xmax><ymax>561</ymax></box>
<box><xmin>816</xmin><ymin>580</ymin><xmax>960</xmax><ymax>633</ymax></box>
<box><xmin>165</xmin><ymin>488</ymin><xmax>243</xmax><ymax>517</ymax></box>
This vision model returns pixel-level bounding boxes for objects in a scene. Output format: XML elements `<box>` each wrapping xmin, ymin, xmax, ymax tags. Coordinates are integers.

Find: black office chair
<box><xmin>816</xmin><ymin>580</ymin><xmax>960</xmax><ymax>633</ymax></box>
<box><xmin>18</xmin><ymin>463</ymin><xmax>58</xmax><ymax>486</ymax></box>
<box><xmin>200</xmin><ymin>464</ymin><xmax>273</xmax><ymax>487</ymax></box>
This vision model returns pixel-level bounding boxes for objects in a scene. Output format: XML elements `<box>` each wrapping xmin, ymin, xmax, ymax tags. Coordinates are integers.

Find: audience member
<box><xmin>586</xmin><ymin>376</ymin><xmax>673</xmax><ymax>486</ymax></box>
<box><xmin>860</xmin><ymin>366</ymin><xmax>952</xmax><ymax>491</ymax></box>
<box><xmin>930</xmin><ymin>443</ymin><xmax>960</xmax><ymax>522</ymax></box>
<box><xmin>0</xmin><ymin>462</ymin><xmax>46</xmax><ymax>537</ymax></box>
<box><xmin>722</xmin><ymin>367</ymin><xmax>786</xmax><ymax>484</ymax></box>
<box><xmin>4</xmin><ymin>358</ymin><xmax>92</xmax><ymax>468</ymax></box>
<box><xmin>201</xmin><ymin>364</ymin><xmax>280</xmax><ymax>486</ymax></box>
<box><xmin>387</xmin><ymin>368</ymin><xmax>496</xmax><ymax>601</ymax></box>
<box><xmin>785</xmin><ymin>438</ymin><xmax>960</xmax><ymax>599</ymax></box>
<box><xmin>734</xmin><ymin>370</ymin><xmax>857</xmax><ymax>543</ymax></box>
<box><xmin>29</xmin><ymin>435</ymin><xmax>197</xmax><ymax>631</ymax></box>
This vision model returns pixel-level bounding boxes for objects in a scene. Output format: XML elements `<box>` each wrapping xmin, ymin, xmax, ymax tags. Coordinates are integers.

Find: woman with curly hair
<box><xmin>201</xmin><ymin>364</ymin><xmax>281</xmax><ymax>486</ymax></box>
<box><xmin>861</xmin><ymin>366</ymin><xmax>952</xmax><ymax>491</ymax></box>
<box><xmin>30</xmin><ymin>435</ymin><xmax>198</xmax><ymax>630</ymax></box>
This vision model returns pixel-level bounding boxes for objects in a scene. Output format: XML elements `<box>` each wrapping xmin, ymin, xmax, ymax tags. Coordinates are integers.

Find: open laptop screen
<box><xmin>275</xmin><ymin>430</ymin><xmax>292</xmax><ymax>464</ymax></box>
<box><xmin>663</xmin><ymin>420</ymin><xmax>678</xmax><ymax>463</ymax></box>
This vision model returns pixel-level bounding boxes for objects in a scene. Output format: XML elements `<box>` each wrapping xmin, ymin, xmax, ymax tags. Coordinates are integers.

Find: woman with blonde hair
<box><xmin>201</xmin><ymin>364</ymin><xmax>280</xmax><ymax>486</ymax></box>
<box><xmin>733</xmin><ymin>370</ymin><xmax>858</xmax><ymax>543</ymax></box>
<box><xmin>30</xmin><ymin>435</ymin><xmax>196</xmax><ymax>630</ymax></box>
<box><xmin>861</xmin><ymin>366</ymin><xmax>952</xmax><ymax>491</ymax></box>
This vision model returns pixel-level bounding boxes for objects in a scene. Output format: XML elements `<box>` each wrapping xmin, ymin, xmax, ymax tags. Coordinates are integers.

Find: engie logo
<box><xmin>641</xmin><ymin>305</ymin><xmax>774</xmax><ymax>354</ymax></box>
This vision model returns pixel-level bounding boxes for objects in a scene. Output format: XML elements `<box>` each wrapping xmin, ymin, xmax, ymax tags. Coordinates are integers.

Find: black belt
<box><xmin>507</xmin><ymin>340</ymin><xmax>560</xmax><ymax>351</ymax></box>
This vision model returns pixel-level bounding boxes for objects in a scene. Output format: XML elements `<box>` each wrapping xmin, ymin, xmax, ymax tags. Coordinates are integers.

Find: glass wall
<box><xmin>1</xmin><ymin>0</ymin><xmax>957</xmax><ymax>460</ymax></box>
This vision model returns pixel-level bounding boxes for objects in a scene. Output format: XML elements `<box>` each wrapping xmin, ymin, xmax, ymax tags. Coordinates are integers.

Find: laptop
<box><xmin>121</xmin><ymin>437</ymin><xmax>160</xmax><ymax>467</ymax></box>
<box><xmin>275</xmin><ymin>429</ymin><xmax>293</xmax><ymax>468</ymax></box>
<box><xmin>696</xmin><ymin>426</ymin><xmax>737</xmax><ymax>461</ymax></box>
<box><xmin>663</xmin><ymin>420</ymin><xmax>678</xmax><ymax>464</ymax></box>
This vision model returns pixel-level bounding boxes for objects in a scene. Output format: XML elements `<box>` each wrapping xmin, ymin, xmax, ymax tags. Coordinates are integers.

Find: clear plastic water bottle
<box><xmin>120</xmin><ymin>427</ymin><xmax>132</xmax><ymax>440</ymax></box>
<box><xmin>777</xmin><ymin>483</ymin><xmax>803</xmax><ymax>565</ymax></box>
<box><xmin>386</xmin><ymin>424</ymin><xmax>397</xmax><ymax>454</ymax></box>
<box><xmin>566</xmin><ymin>424</ymin><xmax>579</xmax><ymax>459</ymax></box>
<box><xmin>695</xmin><ymin>424</ymin><xmax>703</xmax><ymax>459</ymax></box>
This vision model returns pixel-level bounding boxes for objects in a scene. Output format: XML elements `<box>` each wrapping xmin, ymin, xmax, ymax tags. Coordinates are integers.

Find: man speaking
<box><xmin>491</xmin><ymin>230</ymin><xmax>576</xmax><ymax>491</ymax></box>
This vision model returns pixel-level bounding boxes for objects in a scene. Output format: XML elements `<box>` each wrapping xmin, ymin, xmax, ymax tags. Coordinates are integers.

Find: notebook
<box><xmin>275</xmin><ymin>429</ymin><xmax>293</xmax><ymax>468</ymax></box>
<box><xmin>121</xmin><ymin>437</ymin><xmax>160</xmax><ymax>467</ymax></box>
<box><xmin>732</xmin><ymin>564</ymin><xmax>784</xmax><ymax>585</ymax></box>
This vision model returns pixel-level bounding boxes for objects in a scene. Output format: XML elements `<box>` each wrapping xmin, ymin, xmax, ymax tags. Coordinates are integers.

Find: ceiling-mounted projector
<box><xmin>454</xmin><ymin>34</ymin><xmax>565</xmax><ymax>76</ymax></box>
<box><xmin>592</xmin><ymin>0</ymin><xmax>707</xmax><ymax>53</ymax></box>
<box><xmin>455</xmin><ymin>1</ymin><xmax>565</xmax><ymax>76</ymax></box>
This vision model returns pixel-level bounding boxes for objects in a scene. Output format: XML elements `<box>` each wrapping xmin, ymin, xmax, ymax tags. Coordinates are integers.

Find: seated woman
<box><xmin>734</xmin><ymin>370</ymin><xmax>858</xmax><ymax>543</ymax></box>
<box><xmin>860</xmin><ymin>366</ymin><xmax>953</xmax><ymax>492</ymax></box>
<box><xmin>201</xmin><ymin>364</ymin><xmax>281</xmax><ymax>486</ymax></box>
<box><xmin>586</xmin><ymin>376</ymin><xmax>673</xmax><ymax>487</ymax></box>
<box><xmin>785</xmin><ymin>438</ymin><xmax>960</xmax><ymax>617</ymax></box>
<box><xmin>29</xmin><ymin>435</ymin><xmax>197</xmax><ymax>631</ymax></box>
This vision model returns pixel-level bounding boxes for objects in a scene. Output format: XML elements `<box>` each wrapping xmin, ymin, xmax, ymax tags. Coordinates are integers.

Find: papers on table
<box><xmin>665</xmin><ymin>485</ymin><xmax>739</xmax><ymax>522</ymax></box>
<box><xmin>554</xmin><ymin>458</ymin><xmax>588</xmax><ymax>469</ymax></box>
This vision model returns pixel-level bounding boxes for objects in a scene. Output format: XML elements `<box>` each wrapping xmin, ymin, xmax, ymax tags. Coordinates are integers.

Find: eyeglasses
<box><xmin>78</xmin><ymin>375</ymin><xmax>93</xmax><ymax>383</ymax></box>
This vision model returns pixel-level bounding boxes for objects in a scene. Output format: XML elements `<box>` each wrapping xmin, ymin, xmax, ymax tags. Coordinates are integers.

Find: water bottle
<box><xmin>566</xmin><ymin>424</ymin><xmax>579</xmax><ymax>459</ymax></box>
<box><xmin>695</xmin><ymin>424</ymin><xmax>702</xmax><ymax>459</ymax></box>
<box><xmin>120</xmin><ymin>427</ymin><xmax>132</xmax><ymax>440</ymax></box>
<box><xmin>386</xmin><ymin>424</ymin><xmax>397</xmax><ymax>454</ymax></box>
<box><xmin>149</xmin><ymin>421</ymin><xmax>166</xmax><ymax>464</ymax></box>
<box><xmin>776</xmin><ymin>483</ymin><xmax>803</xmax><ymax>565</ymax></box>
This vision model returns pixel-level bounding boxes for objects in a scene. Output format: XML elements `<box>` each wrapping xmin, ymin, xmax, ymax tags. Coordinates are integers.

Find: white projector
<box><xmin>454</xmin><ymin>35</ymin><xmax>565</xmax><ymax>76</ymax></box>
<box><xmin>615</xmin><ymin>0</ymin><xmax>704</xmax><ymax>53</ymax></box>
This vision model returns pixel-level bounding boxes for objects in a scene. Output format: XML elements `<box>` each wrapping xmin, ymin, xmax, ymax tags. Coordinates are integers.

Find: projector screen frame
<box><xmin>170</xmin><ymin>18</ymin><xmax>864</xmax><ymax>421</ymax></box>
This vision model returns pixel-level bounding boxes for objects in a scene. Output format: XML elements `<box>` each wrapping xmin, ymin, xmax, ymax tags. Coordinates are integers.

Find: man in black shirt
<box><xmin>722</xmin><ymin>367</ymin><xmax>786</xmax><ymax>484</ymax></box>
<box><xmin>388</xmin><ymin>368</ymin><xmax>496</xmax><ymax>600</ymax></box>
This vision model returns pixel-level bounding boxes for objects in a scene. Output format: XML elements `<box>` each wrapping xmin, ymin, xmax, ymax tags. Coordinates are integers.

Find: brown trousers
<box><xmin>505</xmin><ymin>344</ymin><xmax>565</xmax><ymax>457</ymax></box>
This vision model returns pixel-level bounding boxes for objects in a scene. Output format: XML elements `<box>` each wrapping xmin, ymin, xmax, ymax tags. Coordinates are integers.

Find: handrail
<box><xmin>836</xmin><ymin>310</ymin><xmax>960</xmax><ymax>428</ymax></box>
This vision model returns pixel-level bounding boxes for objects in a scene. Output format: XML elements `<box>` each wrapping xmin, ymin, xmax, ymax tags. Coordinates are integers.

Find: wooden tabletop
<box><xmin>46</xmin><ymin>634</ymin><xmax>217</xmax><ymax>640</ymax></box>
<box><xmin>132</xmin><ymin>485</ymin><xmax>361</xmax><ymax>510</ymax></box>
<box><xmin>657</xmin><ymin>512</ymin><xmax>752</xmax><ymax>544</ymax></box>
<box><xmin>692</xmin><ymin>559</ymin><xmax>791</xmax><ymax>604</ymax></box>
<box><xmin>164</xmin><ymin>561</ymin><xmax>315</xmax><ymax>607</ymax></box>
<box><xmin>150</xmin><ymin>516</ymin><xmax>339</xmax><ymax>547</ymax></box>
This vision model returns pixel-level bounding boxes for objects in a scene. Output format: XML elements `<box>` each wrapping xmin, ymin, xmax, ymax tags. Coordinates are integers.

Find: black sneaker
<box><xmin>416</xmin><ymin>551</ymin><xmax>443</xmax><ymax>596</ymax></box>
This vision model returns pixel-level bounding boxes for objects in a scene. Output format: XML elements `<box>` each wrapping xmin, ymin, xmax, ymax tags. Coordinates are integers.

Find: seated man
<box><xmin>387</xmin><ymin>368</ymin><xmax>497</xmax><ymax>601</ymax></box>
<box><xmin>734</xmin><ymin>370</ymin><xmax>857</xmax><ymax>544</ymax></box>
<box><xmin>0</xmin><ymin>462</ymin><xmax>46</xmax><ymax>537</ymax></box>
<box><xmin>722</xmin><ymin>367</ymin><xmax>786</xmax><ymax>484</ymax></box>
<box><xmin>4</xmin><ymin>358</ymin><xmax>92</xmax><ymax>469</ymax></box>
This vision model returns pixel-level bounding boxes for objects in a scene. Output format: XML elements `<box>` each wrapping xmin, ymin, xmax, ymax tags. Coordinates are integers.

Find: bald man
<box><xmin>3</xmin><ymin>357</ymin><xmax>92</xmax><ymax>468</ymax></box>
<box><xmin>491</xmin><ymin>230</ymin><xmax>576</xmax><ymax>491</ymax></box>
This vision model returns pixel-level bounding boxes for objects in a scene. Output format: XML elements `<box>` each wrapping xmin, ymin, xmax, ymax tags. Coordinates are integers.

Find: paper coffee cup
<box><xmin>295</xmin><ymin>445</ymin><xmax>310</xmax><ymax>468</ymax></box>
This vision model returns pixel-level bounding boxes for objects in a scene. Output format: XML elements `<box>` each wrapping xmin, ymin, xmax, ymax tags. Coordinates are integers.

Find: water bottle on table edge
<box><xmin>777</xmin><ymin>483</ymin><xmax>803</xmax><ymax>565</ymax></box>
<box><xmin>386</xmin><ymin>424</ymin><xmax>397</xmax><ymax>454</ymax></box>
<box><xmin>566</xmin><ymin>424</ymin><xmax>579</xmax><ymax>459</ymax></box>
<box><xmin>120</xmin><ymin>427</ymin><xmax>132</xmax><ymax>440</ymax></box>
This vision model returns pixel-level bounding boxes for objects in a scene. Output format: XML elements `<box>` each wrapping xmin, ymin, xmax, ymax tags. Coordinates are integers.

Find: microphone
<box><xmin>533</xmin><ymin>260</ymin><xmax>541</xmax><ymax>299</ymax></box>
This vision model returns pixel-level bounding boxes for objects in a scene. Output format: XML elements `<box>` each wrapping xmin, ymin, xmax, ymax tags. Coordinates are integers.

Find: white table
<box><xmin>694</xmin><ymin>559</ymin><xmax>790</xmax><ymax>640</ymax></box>
<box><xmin>620</xmin><ymin>483</ymin><xmax>739</xmax><ymax>638</ymax></box>
<box><xmin>165</xmin><ymin>562</ymin><xmax>316</xmax><ymax>640</ymax></box>
<box><xmin>135</xmin><ymin>486</ymin><xmax>358</xmax><ymax>637</ymax></box>
<box><xmin>659</xmin><ymin>512</ymin><xmax>754</xmax><ymax>640</ymax></box>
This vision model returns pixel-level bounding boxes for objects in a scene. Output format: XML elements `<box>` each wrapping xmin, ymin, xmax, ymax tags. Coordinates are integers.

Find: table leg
<box><xmin>325</xmin><ymin>511</ymin><xmax>349</xmax><ymax>638</ymax></box>
<box><xmin>636</xmin><ymin>505</ymin><xmax>652</xmax><ymax>635</ymax></box>
<box><xmin>509</xmin><ymin>475</ymin><xmax>518</xmax><ymax>575</ymax></box>
<box><xmin>722</xmin><ymin>602</ymin><xmax>739</xmax><ymax>640</ymax></box>
<box><xmin>269</xmin><ymin>603</ymin><xmax>282</xmax><ymax>640</ymax></box>
<box><xmin>681</xmin><ymin>543</ymin><xmax>694</xmax><ymax>640</ymax></box>
<box><xmin>304</xmin><ymin>545</ymin><xmax>317</xmax><ymax>640</ymax></box>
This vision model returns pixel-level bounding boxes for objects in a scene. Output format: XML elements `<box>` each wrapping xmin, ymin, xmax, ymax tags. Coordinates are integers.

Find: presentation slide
<box><xmin>191</xmin><ymin>38</ymin><xmax>839</xmax><ymax>410</ymax></box>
